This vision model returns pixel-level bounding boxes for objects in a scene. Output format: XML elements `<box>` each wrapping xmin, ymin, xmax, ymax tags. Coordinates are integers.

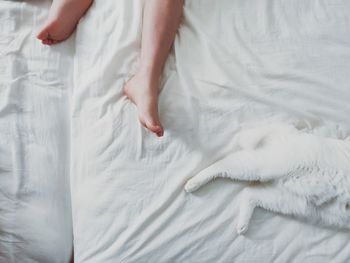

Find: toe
<box><xmin>43</xmin><ymin>39</ymin><xmax>54</xmax><ymax>45</ymax></box>
<box><xmin>141</xmin><ymin>111</ymin><xmax>164</xmax><ymax>137</ymax></box>
<box><xmin>37</xmin><ymin>25</ymin><xmax>51</xmax><ymax>40</ymax></box>
<box><xmin>42</xmin><ymin>38</ymin><xmax>60</xmax><ymax>46</ymax></box>
<box><xmin>147</xmin><ymin>123</ymin><xmax>164</xmax><ymax>137</ymax></box>
<box><xmin>154</xmin><ymin>125</ymin><xmax>164</xmax><ymax>137</ymax></box>
<box><xmin>42</xmin><ymin>39</ymin><xmax>50</xmax><ymax>45</ymax></box>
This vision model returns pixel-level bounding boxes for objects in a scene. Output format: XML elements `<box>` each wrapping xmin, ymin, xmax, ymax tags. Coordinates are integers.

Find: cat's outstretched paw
<box><xmin>185</xmin><ymin>172</ymin><xmax>221</xmax><ymax>192</ymax></box>
<box><xmin>184</xmin><ymin>180</ymin><xmax>200</xmax><ymax>193</ymax></box>
<box><xmin>185</xmin><ymin>171</ymin><xmax>220</xmax><ymax>193</ymax></box>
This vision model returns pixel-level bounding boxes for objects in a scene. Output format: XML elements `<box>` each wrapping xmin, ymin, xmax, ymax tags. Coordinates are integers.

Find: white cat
<box><xmin>185</xmin><ymin>123</ymin><xmax>350</xmax><ymax>234</ymax></box>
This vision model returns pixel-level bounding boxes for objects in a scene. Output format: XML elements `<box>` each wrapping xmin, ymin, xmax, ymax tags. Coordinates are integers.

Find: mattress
<box><xmin>0</xmin><ymin>0</ymin><xmax>73</xmax><ymax>262</ymax></box>
<box><xmin>71</xmin><ymin>0</ymin><xmax>350</xmax><ymax>262</ymax></box>
<box><xmin>1</xmin><ymin>0</ymin><xmax>350</xmax><ymax>262</ymax></box>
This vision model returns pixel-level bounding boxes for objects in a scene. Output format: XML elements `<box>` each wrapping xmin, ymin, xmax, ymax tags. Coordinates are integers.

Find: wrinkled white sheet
<box><xmin>2</xmin><ymin>0</ymin><xmax>350</xmax><ymax>262</ymax></box>
<box><xmin>0</xmin><ymin>1</ymin><xmax>73</xmax><ymax>262</ymax></box>
<box><xmin>71</xmin><ymin>0</ymin><xmax>350</xmax><ymax>263</ymax></box>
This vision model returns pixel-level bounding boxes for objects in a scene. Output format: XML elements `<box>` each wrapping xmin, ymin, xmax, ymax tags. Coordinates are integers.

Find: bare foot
<box><xmin>124</xmin><ymin>72</ymin><xmax>164</xmax><ymax>137</ymax></box>
<box><xmin>37</xmin><ymin>0</ymin><xmax>93</xmax><ymax>45</ymax></box>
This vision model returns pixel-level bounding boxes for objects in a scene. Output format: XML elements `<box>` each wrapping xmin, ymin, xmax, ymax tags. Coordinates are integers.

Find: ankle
<box><xmin>136</xmin><ymin>67</ymin><xmax>160</xmax><ymax>85</ymax></box>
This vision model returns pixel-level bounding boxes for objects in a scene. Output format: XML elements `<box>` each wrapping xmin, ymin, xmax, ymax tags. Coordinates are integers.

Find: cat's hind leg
<box><xmin>236</xmin><ymin>184</ymin><xmax>309</xmax><ymax>235</ymax></box>
<box><xmin>236</xmin><ymin>187</ymin><xmax>257</xmax><ymax>235</ymax></box>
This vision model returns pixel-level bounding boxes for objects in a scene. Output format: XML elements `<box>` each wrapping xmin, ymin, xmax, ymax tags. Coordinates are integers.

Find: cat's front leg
<box><xmin>185</xmin><ymin>148</ymin><xmax>288</xmax><ymax>193</ymax></box>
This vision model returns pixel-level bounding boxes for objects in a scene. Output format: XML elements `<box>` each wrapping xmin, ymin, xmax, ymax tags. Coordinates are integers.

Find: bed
<box><xmin>2</xmin><ymin>0</ymin><xmax>350</xmax><ymax>262</ymax></box>
<box><xmin>0</xmin><ymin>1</ymin><xmax>73</xmax><ymax>262</ymax></box>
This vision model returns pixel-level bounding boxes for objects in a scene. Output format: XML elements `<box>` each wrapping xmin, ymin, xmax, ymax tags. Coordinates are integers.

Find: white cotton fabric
<box><xmin>0</xmin><ymin>1</ymin><xmax>73</xmax><ymax>262</ymax></box>
<box><xmin>71</xmin><ymin>0</ymin><xmax>350</xmax><ymax>263</ymax></box>
<box><xmin>1</xmin><ymin>0</ymin><xmax>350</xmax><ymax>262</ymax></box>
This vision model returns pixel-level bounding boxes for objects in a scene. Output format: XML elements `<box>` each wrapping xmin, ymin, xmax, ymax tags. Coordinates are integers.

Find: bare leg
<box><xmin>37</xmin><ymin>0</ymin><xmax>93</xmax><ymax>45</ymax></box>
<box><xmin>124</xmin><ymin>0</ymin><xmax>184</xmax><ymax>137</ymax></box>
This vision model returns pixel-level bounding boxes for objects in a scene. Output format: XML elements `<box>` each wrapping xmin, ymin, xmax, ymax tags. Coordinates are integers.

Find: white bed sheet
<box><xmin>0</xmin><ymin>1</ymin><xmax>73</xmax><ymax>262</ymax></box>
<box><xmin>71</xmin><ymin>0</ymin><xmax>350</xmax><ymax>263</ymax></box>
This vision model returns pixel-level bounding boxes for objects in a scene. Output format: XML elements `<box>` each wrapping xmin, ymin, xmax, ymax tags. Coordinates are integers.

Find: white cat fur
<box><xmin>185</xmin><ymin>123</ymin><xmax>350</xmax><ymax>234</ymax></box>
